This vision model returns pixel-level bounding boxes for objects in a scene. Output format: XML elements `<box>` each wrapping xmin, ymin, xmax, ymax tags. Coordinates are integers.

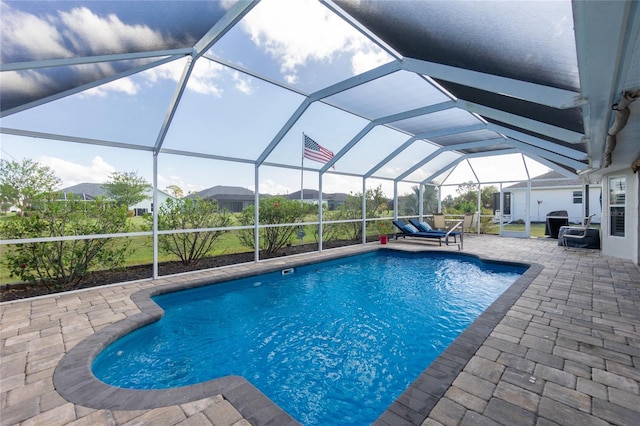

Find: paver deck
<box><xmin>1</xmin><ymin>235</ymin><xmax>639</xmax><ymax>425</ymax></box>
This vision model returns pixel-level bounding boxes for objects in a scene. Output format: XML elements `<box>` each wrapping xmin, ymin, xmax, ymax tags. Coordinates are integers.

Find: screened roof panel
<box><xmin>335</xmin><ymin>126</ymin><xmax>412</xmax><ymax>175</ymax></box>
<box><xmin>428</xmin><ymin>129</ymin><xmax>502</xmax><ymax>146</ymax></box>
<box><xmin>438</xmin><ymin>160</ymin><xmax>478</xmax><ymax>186</ymax></box>
<box><xmin>1</xmin><ymin>59</ymin><xmax>186</xmax><ymax>146</ymax></box>
<box><xmin>1</xmin><ymin>1</ymin><xmax>224</xmax><ymax>63</ymax></box>
<box><xmin>334</xmin><ymin>0</ymin><xmax>580</xmax><ymax>91</ymax></box>
<box><xmin>162</xmin><ymin>60</ymin><xmax>305</xmax><ymax>159</ymax></box>
<box><xmin>461</xmin><ymin>145</ymin><xmax>514</xmax><ymax>155</ymax></box>
<box><xmin>370</xmin><ymin>139</ymin><xmax>442</xmax><ymax>180</ymax></box>
<box><xmin>487</xmin><ymin>119</ymin><xmax>588</xmax><ymax>155</ymax></box>
<box><xmin>209</xmin><ymin>0</ymin><xmax>394</xmax><ymax>94</ymax></box>
<box><xmin>389</xmin><ymin>107</ymin><xmax>483</xmax><ymax>135</ymax></box>
<box><xmin>267</xmin><ymin>102</ymin><xmax>369</xmax><ymax>170</ymax></box>
<box><xmin>436</xmin><ymin>80</ymin><xmax>585</xmax><ymax>133</ymax></box>
<box><xmin>324</xmin><ymin>70</ymin><xmax>450</xmax><ymax>120</ymax></box>
<box><xmin>405</xmin><ymin>150</ymin><xmax>462</xmax><ymax>183</ymax></box>
<box><xmin>466</xmin><ymin>154</ymin><xmax>531</xmax><ymax>183</ymax></box>
<box><xmin>1</xmin><ymin>56</ymin><xmax>173</xmax><ymax>113</ymax></box>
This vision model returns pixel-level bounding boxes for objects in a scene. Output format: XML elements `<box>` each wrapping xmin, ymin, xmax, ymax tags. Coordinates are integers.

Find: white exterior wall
<box><xmin>130</xmin><ymin>190</ymin><xmax>173</xmax><ymax>214</ymax></box>
<box><xmin>509</xmin><ymin>186</ymin><xmax>602</xmax><ymax>224</ymax></box>
<box><xmin>601</xmin><ymin>170</ymin><xmax>639</xmax><ymax>263</ymax></box>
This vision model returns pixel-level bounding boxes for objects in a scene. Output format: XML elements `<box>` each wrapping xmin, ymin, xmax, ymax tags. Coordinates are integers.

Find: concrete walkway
<box><xmin>1</xmin><ymin>236</ymin><xmax>639</xmax><ymax>425</ymax></box>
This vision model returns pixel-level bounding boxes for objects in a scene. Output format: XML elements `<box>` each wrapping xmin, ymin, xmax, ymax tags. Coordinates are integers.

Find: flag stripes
<box><xmin>303</xmin><ymin>134</ymin><xmax>334</xmax><ymax>165</ymax></box>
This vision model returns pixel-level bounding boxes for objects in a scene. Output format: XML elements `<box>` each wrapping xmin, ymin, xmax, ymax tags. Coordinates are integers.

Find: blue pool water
<box><xmin>93</xmin><ymin>251</ymin><xmax>525</xmax><ymax>425</ymax></box>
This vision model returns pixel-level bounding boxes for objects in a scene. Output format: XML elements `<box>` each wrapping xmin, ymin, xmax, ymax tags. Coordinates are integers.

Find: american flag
<box><xmin>303</xmin><ymin>134</ymin><xmax>334</xmax><ymax>165</ymax></box>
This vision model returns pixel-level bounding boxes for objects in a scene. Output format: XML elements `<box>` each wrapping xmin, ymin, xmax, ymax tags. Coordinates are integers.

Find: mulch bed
<box><xmin>0</xmin><ymin>239</ymin><xmax>371</xmax><ymax>302</ymax></box>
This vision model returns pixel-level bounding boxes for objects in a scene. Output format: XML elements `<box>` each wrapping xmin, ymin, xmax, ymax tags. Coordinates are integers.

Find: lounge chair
<box><xmin>432</xmin><ymin>213</ymin><xmax>446</xmax><ymax>230</ymax></box>
<box><xmin>408</xmin><ymin>218</ymin><xmax>457</xmax><ymax>243</ymax></box>
<box><xmin>462</xmin><ymin>212</ymin><xmax>479</xmax><ymax>234</ymax></box>
<box><xmin>561</xmin><ymin>214</ymin><xmax>596</xmax><ymax>250</ymax></box>
<box><xmin>393</xmin><ymin>220</ymin><xmax>462</xmax><ymax>249</ymax></box>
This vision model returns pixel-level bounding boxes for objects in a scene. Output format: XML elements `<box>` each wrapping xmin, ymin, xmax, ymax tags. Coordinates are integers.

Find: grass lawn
<box><xmin>1</xmin><ymin>217</ymin><xmax>597</xmax><ymax>285</ymax></box>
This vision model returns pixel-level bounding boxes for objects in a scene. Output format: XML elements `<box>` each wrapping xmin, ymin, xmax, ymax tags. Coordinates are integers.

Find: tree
<box><xmin>151</xmin><ymin>197</ymin><xmax>231</xmax><ymax>265</ymax></box>
<box><xmin>399</xmin><ymin>185</ymin><xmax>438</xmax><ymax>215</ymax></box>
<box><xmin>0</xmin><ymin>194</ymin><xmax>130</xmax><ymax>289</ymax></box>
<box><xmin>444</xmin><ymin>182</ymin><xmax>498</xmax><ymax>213</ymax></box>
<box><xmin>334</xmin><ymin>186</ymin><xmax>388</xmax><ymax>240</ymax></box>
<box><xmin>102</xmin><ymin>171</ymin><xmax>151</xmax><ymax>208</ymax></box>
<box><xmin>237</xmin><ymin>197</ymin><xmax>305</xmax><ymax>253</ymax></box>
<box><xmin>0</xmin><ymin>159</ymin><xmax>62</xmax><ymax>214</ymax></box>
<box><xmin>165</xmin><ymin>185</ymin><xmax>184</xmax><ymax>198</ymax></box>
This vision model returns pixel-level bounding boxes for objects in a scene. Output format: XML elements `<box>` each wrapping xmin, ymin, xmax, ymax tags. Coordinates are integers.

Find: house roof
<box><xmin>59</xmin><ymin>183</ymin><xmax>105</xmax><ymax>199</ymax></box>
<box><xmin>189</xmin><ymin>185</ymin><xmax>254</xmax><ymax>200</ymax></box>
<box><xmin>287</xmin><ymin>190</ymin><xmax>349</xmax><ymax>201</ymax></box>
<box><xmin>60</xmin><ymin>183</ymin><xmax>171</xmax><ymax>199</ymax></box>
<box><xmin>505</xmin><ymin>171</ymin><xmax>601</xmax><ymax>189</ymax></box>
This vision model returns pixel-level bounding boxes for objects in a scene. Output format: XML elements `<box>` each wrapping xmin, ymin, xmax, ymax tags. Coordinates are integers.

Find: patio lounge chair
<box><xmin>432</xmin><ymin>213</ymin><xmax>446</xmax><ymax>230</ymax></box>
<box><xmin>462</xmin><ymin>212</ymin><xmax>479</xmax><ymax>234</ymax></box>
<box><xmin>393</xmin><ymin>220</ymin><xmax>462</xmax><ymax>249</ymax></box>
<box><xmin>409</xmin><ymin>218</ymin><xmax>463</xmax><ymax>242</ymax></box>
<box><xmin>561</xmin><ymin>214</ymin><xmax>596</xmax><ymax>250</ymax></box>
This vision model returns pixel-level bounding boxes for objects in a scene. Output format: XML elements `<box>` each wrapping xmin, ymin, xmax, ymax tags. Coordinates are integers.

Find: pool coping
<box><xmin>53</xmin><ymin>246</ymin><xmax>542</xmax><ymax>425</ymax></box>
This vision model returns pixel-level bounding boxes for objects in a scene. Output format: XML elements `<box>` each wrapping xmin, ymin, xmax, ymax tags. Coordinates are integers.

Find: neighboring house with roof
<box><xmin>59</xmin><ymin>183</ymin><xmax>174</xmax><ymax>216</ymax></box>
<box><xmin>287</xmin><ymin>189</ymin><xmax>349</xmax><ymax>210</ymax></box>
<box><xmin>188</xmin><ymin>185</ymin><xmax>255</xmax><ymax>213</ymax></box>
<box><xmin>504</xmin><ymin>171</ymin><xmax>601</xmax><ymax>224</ymax></box>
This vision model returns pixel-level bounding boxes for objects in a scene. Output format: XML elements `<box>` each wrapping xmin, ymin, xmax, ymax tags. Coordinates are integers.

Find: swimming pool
<box><xmin>92</xmin><ymin>251</ymin><xmax>526</xmax><ymax>425</ymax></box>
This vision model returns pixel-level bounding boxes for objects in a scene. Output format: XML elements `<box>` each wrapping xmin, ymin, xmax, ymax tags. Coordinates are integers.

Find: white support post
<box><xmin>254</xmin><ymin>165</ymin><xmax>260</xmax><ymax>263</ymax></box>
<box><xmin>393</xmin><ymin>181</ymin><xmax>398</xmax><ymax>220</ymax></box>
<box><xmin>152</xmin><ymin>154</ymin><xmax>159</xmax><ymax>279</ymax></box>
<box><xmin>318</xmin><ymin>173</ymin><xmax>323</xmax><ymax>252</ymax></box>
<box><xmin>362</xmin><ymin>179</ymin><xmax>367</xmax><ymax>245</ymax></box>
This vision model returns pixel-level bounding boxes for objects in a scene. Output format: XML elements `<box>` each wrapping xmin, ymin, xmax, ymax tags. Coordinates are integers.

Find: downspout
<box><xmin>603</xmin><ymin>90</ymin><xmax>639</xmax><ymax>168</ymax></box>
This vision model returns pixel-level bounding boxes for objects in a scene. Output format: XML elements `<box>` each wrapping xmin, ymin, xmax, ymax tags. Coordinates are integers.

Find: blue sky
<box><xmin>0</xmin><ymin>0</ymin><xmax>550</xmax><ymax>198</ymax></box>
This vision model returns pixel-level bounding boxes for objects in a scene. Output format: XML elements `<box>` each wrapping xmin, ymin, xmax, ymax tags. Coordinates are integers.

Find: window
<box><xmin>609</xmin><ymin>177</ymin><xmax>625</xmax><ymax>237</ymax></box>
<box><xmin>572</xmin><ymin>190</ymin><xmax>582</xmax><ymax>204</ymax></box>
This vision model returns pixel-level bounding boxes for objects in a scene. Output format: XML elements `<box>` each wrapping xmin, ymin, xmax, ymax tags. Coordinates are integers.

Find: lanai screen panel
<box><xmin>325</xmin><ymin>70</ymin><xmax>450</xmax><ymax>120</ymax></box>
<box><xmin>403</xmin><ymin>150</ymin><xmax>461</xmax><ymax>183</ymax></box>
<box><xmin>1</xmin><ymin>59</ymin><xmax>186</xmax><ymax>147</ymax></box>
<box><xmin>1</xmin><ymin>1</ymin><xmax>227</xmax><ymax>113</ymax></box>
<box><xmin>389</xmin><ymin>107</ymin><xmax>483</xmax><ymax>136</ymax></box>
<box><xmin>428</xmin><ymin>129</ymin><xmax>505</xmax><ymax>149</ymax></box>
<box><xmin>334</xmin><ymin>0</ymin><xmax>579</xmax><ymax>90</ymax></box>
<box><xmin>209</xmin><ymin>0</ymin><xmax>393</xmax><ymax>94</ymax></box>
<box><xmin>337</xmin><ymin>125</ymin><xmax>413</xmax><ymax>175</ymax></box>
<box><xmin>436</xmin><ymin>81</ymin><xmax>585</xmax><ymax>133</ymax></box>
<box><xmin>371</xmin><ymin>141</ymin><xmax>442</xmax><ymax>180</ymax></box>
<box><xmin>161</xmin><ymin>59</ymin><xmax>305</xmax><ymax>159</ymax></box>
<box><xmin>266</xmin><ymin>102</ymin><xmax>369</xmax><ymax>170</ymax></box>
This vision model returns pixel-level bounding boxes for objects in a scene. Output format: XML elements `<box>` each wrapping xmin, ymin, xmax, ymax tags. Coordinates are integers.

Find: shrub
<box><xmin>151</xmin><ymin>197</ymin><xmax>232</xmax><ymax>266</ymax></box>
<box><xmin>237</xmin><ymin>197</ymin><xmax>305</xmax><ymax>253</ymax></box>
<box><xmin>0</xmin><ymin>194</ymin><xmax>130</xmax><ymax>289</ymax></box>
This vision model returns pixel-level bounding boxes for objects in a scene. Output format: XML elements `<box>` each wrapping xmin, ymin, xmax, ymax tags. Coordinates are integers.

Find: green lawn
<box><xmin>0</xmin><ymin>217</ymin><xmax>594</xmax><ymax>285</ymax></box>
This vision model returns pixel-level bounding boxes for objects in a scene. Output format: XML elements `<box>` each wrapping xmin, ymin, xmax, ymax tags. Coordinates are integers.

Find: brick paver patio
<box><xmin>1</xmin><ymin>235</ymin><xmax>639</xmax><ymax>425</ymax></box>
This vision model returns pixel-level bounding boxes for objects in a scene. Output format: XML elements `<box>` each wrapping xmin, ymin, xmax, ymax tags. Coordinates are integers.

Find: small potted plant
<box><xmin>376</xmin><ymin>220</ymin><xmax>390</xmax><ymax>244</ymax></box>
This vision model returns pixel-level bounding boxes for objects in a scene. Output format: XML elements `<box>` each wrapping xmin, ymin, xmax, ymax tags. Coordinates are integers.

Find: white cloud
<box><xmin>252</xmin><ymin>179</ymin><xmax>293</xmax><ymax>195</ymax></box>
<box><xmin>58</xmin><ymin>7</ymin><xmax>169</xmax><ymax>54</ymax></box>
<box><xmin>1</xmin><ymin>70</ymin><xmax>56</xmax><ymax>97</ymax></box>
<box><xmin>0</xmin><ymin>2</ymin><xmax>71</xmax><ymax>61</ymax></box>
<box><xmin>38</xmin><ymin>156</ymin><xmax>116</xmax><ymax>187</ymax></box>
<box><xmin>82</xmin><ymin>77</ymin><xmax>140</xmax><ymax>97</ymax></box>
<box><xmin>240</xmin><ymin>0</ymin><xmax>389</xmax><ymax>83</ymax></box>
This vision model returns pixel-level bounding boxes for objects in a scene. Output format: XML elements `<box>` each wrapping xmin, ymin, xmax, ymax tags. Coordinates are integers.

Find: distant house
<box><xmin>287</xmin><ymin>189</ymin><xmax>349</xmax><ymax>210</ymax></box>
<box><xmin>59</xmin><ymin>183</ymin><xmax>174</xmax><ymax>216</ymax></box>
<box><xmin>188</xmin><ymin>185</ymin><xmax>255</xmax><ymax>213</ymax></box>
<box><xmin>505</xmin><ymin>171</ymin><xmax>601</xmax><ymax>224</ymax></box>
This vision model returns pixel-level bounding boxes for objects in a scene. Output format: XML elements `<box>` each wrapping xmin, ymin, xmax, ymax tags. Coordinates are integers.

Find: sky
<box><xmin>0</xmin><ymin>0</ymin><xmax>551</xmax><ymax>199</ymax></box>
